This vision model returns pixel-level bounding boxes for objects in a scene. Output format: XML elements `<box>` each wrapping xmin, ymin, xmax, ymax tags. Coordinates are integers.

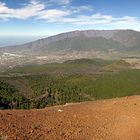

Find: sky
<box><xmin>0</xmin><ymin>0</ymin><xmax>140</xmax><ymax>37</ymax></box>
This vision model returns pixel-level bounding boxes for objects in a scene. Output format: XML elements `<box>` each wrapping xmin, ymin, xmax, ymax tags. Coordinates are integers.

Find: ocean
<box><xmin>0</xmin><ymin>36</ymin><xmax>46</xmax><ymax>47</ymax></box>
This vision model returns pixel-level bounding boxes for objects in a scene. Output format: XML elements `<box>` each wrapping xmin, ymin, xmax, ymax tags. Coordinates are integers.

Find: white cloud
<box><xmin>0</xmin><ymin>0</ymin><xmax>45</xmax><ymax>20</ymax></box>
<box><xmin>56</xmin><ymin>0</ymin><xmax>71</xmax><ymax>5</ymax></box>
<box><xmin>46</xmin><ymin>13</ymin><xmax>140</xmax><ymax>31</ymax></box>
<box><xmin>38</xmin><ymin>9</ymin><xmax>70</xmax><ymax>20</ymax></box>
<box><xmin>46</xmin><ymin>0</ymin><xmax>71</xmax><ymax>5</ymax></box>
<box><xmin>0</xmin><ymin>0</ymin><xmax>140</xmax><ymax>31</ymax></box>
<box><xmin>0</xmin><ymin>0</ymin><xmax>72</xmax><ymax>21</ymax></box>
<box><xmin>43</xmin><ymin>13</ymin><xmax>113</xmax><ymax>25</ymax></box>
<box><xmin>71</xmin><ymin>6</ymin><xmax>94</xmax><ymax>13</ymax></box>
<box><xmin>110</xmin><ymin>16</ymin><xmax>140</xmax><ymax>31</ymax></box>
<box><xmin>58</xmin><ymin>0</ymin><xmax>71</xmax><ymax>4</ymax></box>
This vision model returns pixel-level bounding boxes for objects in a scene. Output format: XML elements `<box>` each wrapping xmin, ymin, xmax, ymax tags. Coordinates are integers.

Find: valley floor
<box><xmin>1</xmin><ymin>95</ymin><xmax>140</xmax><ymax>140</ymax></box>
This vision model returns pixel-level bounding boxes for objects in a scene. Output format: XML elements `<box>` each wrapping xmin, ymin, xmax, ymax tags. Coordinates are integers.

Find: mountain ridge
<box><xmin>1</xmin><ymin>29</ymin><xmax>138</xmax><ymax>50</ymax></box>
<box><xmin>0</xmin><ymin>29</ymin><xmax>140</xmax><ymax>71</ymax></box>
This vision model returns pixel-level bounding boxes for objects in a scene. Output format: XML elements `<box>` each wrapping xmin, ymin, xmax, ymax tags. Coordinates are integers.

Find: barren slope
<box><xmin>1</xmin><ymin>96</ymin><xmax>140</xmax><ymax>140</ymax></box>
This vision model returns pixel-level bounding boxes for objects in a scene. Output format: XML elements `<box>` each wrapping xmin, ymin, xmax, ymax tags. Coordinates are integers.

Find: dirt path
<box><xmin>1</xmin><ymin>96</ymin><xmax>140</xmax><ymax>140</ymax></box>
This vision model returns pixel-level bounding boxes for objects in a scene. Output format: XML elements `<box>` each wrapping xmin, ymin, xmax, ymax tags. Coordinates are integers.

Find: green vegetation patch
<box><xmin>1</xmin><ymin>58</ymin><xmax>140</xmax><ymax>109</ymax></box>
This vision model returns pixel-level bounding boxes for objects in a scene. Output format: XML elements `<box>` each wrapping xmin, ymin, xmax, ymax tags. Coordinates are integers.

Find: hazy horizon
<box><xmin>0</xmin><ymin>35</ymin><xmax>47</xmax><ymax>47</ymax></box>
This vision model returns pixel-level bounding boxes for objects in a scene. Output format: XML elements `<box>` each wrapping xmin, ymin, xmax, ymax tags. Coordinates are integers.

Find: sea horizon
<box><xmin>0</xmin><ymin>35</ymin><xmax>47</xmax><ymax>47</ymax></box>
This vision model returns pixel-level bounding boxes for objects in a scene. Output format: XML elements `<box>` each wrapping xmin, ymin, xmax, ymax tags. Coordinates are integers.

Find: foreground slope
<box><xmin>1</xmin><ymin>95</ymin><xmax>140</xmax><ymax>140</ymax></box>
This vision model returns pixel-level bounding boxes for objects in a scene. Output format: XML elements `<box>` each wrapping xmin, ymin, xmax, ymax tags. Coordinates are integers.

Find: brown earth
<box><xmin>1</xmin><ymin>96</ymin><xmax>140</xmax><ymax>140</ymax></box>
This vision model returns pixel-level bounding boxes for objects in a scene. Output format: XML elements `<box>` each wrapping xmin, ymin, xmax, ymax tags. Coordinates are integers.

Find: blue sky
<box><xmin>0</xmin><ymin>0</ymin><xmax>140</xmax><ymax>37</ymax></box>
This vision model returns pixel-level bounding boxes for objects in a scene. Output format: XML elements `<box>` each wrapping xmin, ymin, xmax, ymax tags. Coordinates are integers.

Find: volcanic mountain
<box><xmin>0</xmin><ymin>30</ymin><xmax>140</xmax><ymax>71</ymax></box>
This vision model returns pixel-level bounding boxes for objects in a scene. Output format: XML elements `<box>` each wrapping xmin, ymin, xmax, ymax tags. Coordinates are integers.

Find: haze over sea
<box><xmin>0</xmin><ymin>36</ymin><xmax>46</xmax><ymax>47</ymax></box>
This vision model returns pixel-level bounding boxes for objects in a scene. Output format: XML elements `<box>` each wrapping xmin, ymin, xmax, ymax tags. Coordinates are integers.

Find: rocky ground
<box><xmin>1</xmin><ymin>96</ymin><xmax>140</xmax><ymax>140</ymax></box>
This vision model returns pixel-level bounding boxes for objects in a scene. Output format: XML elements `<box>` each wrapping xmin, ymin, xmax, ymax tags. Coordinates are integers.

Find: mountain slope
<box><xmin>0</xmin><ymin>30</ymin><xmax>140</xmax><ymax>71</ymax></box>
<box><xmin>1</xmin><ymin>96</ymin><xmax>140</xmax><ymax>140</ymax></box>
<box><xmin>2</xmin><ymin>29</ymin><xmax>140</xmax><ymax>53</ymax></box>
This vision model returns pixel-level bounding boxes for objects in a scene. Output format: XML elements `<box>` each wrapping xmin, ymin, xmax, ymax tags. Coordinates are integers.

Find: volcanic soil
<box><xmin>1</xmin><ymin>96</ymin><xmax>140</xmax><ymax>140</ymax></box>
